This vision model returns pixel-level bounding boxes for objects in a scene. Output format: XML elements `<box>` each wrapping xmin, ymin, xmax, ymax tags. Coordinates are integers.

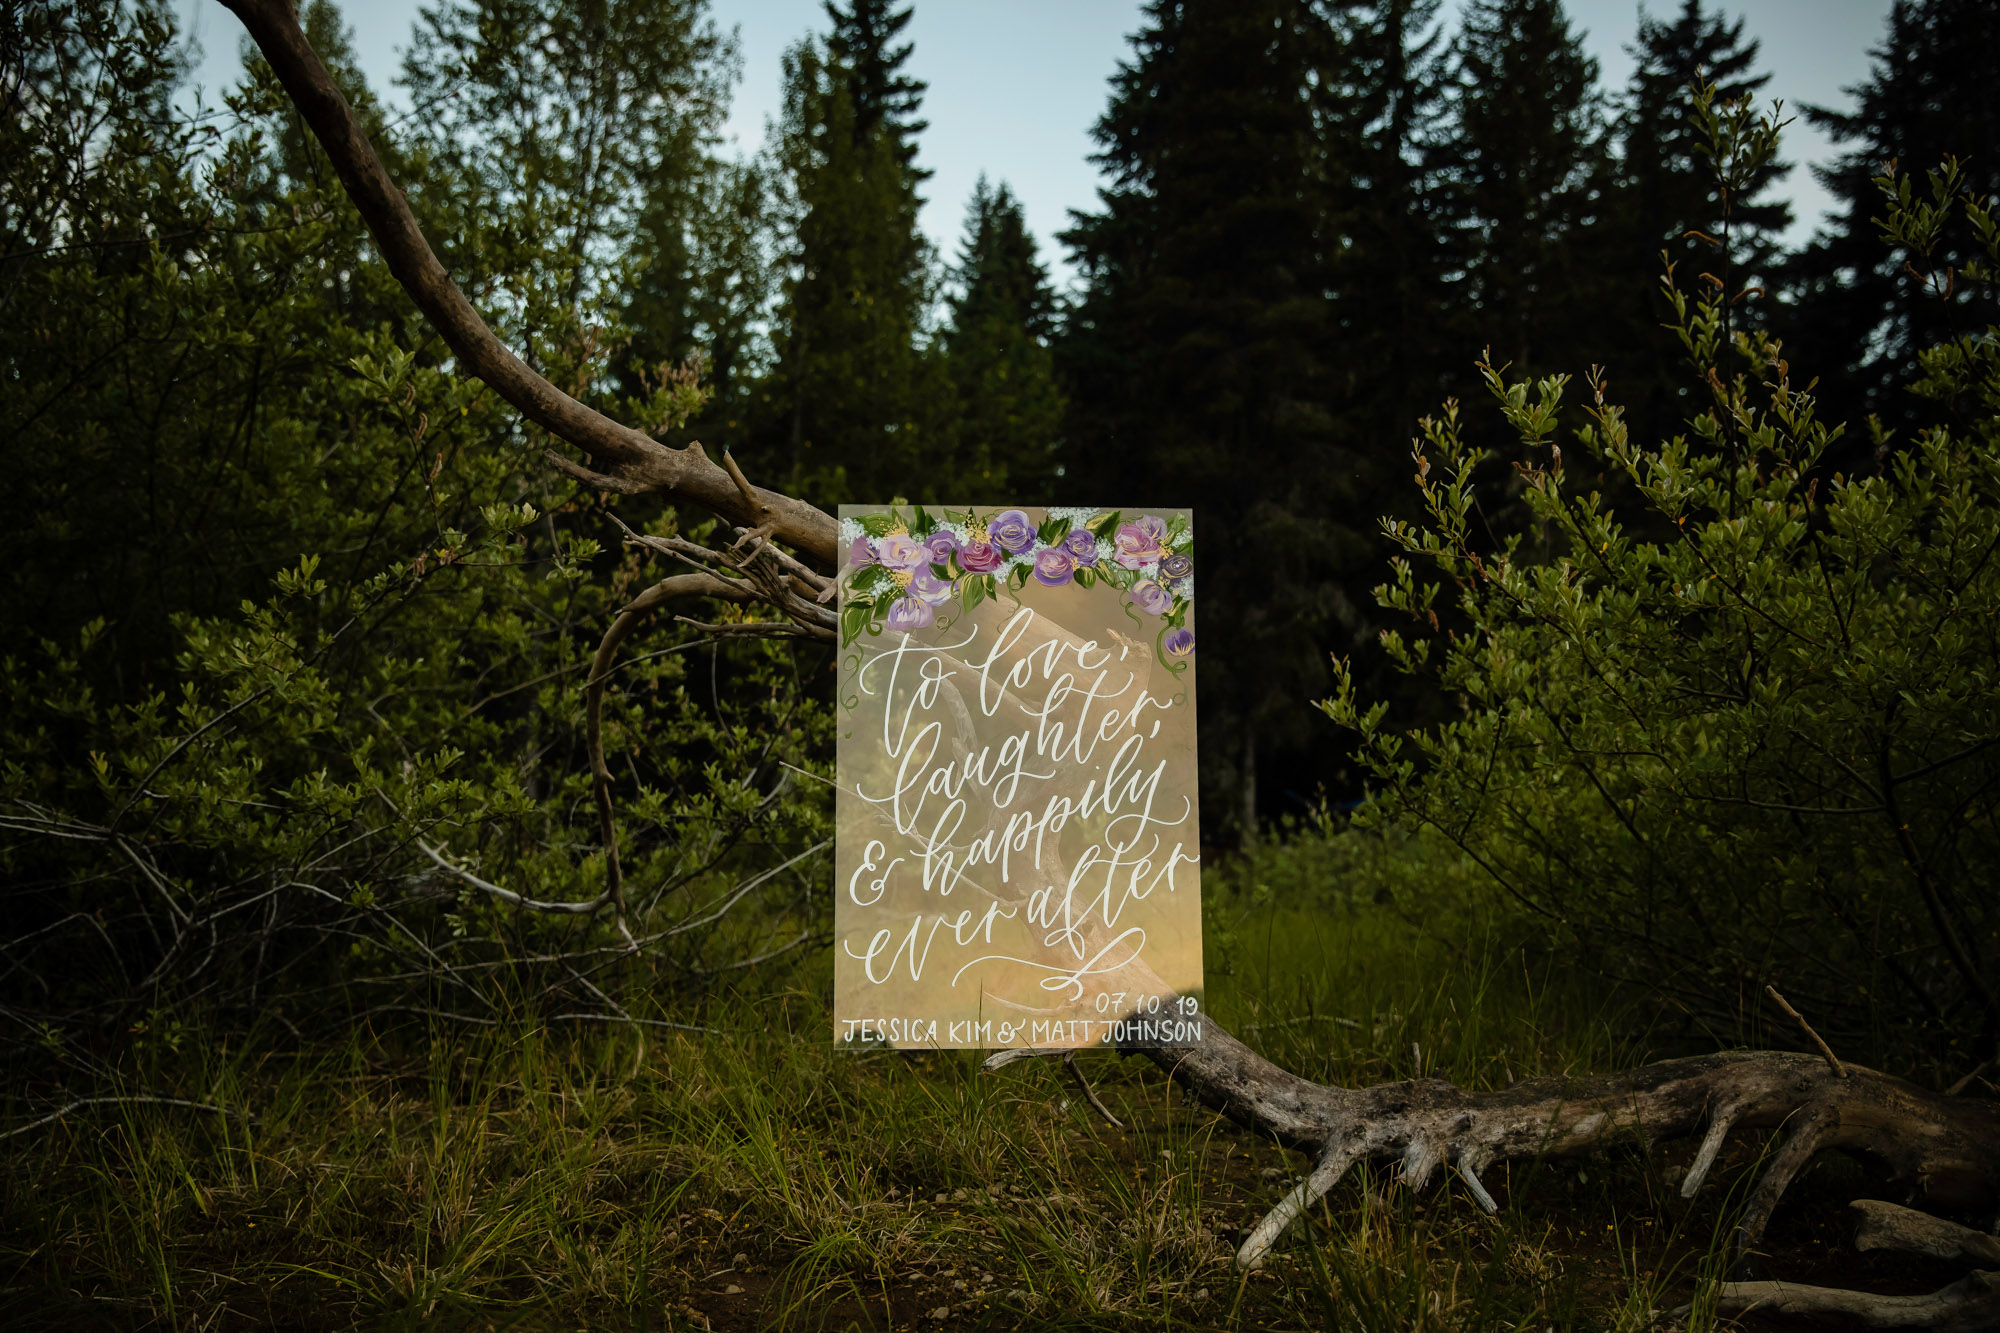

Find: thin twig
<box><xmin>1064</xmin><ymin>1050</ymin><xmax>1124</xmax><ymax>1128</ymax></box>
<box><xmin>1765</xmin><ymin>984</ymin><xmax>1847</xmax><ymax>1078</ymax></box>
<box><xmin>0</xmin><ymin>1096</ymin><xmax>246</xmax><ymax>1142</ymax></box>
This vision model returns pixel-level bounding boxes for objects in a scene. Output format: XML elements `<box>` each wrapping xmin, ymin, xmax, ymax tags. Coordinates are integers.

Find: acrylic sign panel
<box><xmin>834</xmin><ymin>505</ymin><xmax>1204</xmax><ymax>1049</ymax></box>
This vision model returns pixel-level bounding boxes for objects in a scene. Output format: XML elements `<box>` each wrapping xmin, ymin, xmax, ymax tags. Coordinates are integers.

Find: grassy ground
<box><xmin>0</xmin><ymin>880</ymin><xmax>1920</xmax><ymax>1331</ymax></box>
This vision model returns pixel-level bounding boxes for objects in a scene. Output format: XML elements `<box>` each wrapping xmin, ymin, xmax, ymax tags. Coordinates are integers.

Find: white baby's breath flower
<box><xmin>1094</xmin><ymin>538</ymin><xmax>1116</xmax><ymax>566</ymax></box>
<box><xmin>837</xmin><ymin>517</ymin><xmax>866</xmax><ymax>543</ymax></box>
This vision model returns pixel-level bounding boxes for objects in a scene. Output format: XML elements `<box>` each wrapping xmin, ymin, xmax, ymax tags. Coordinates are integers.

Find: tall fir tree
<box><xmin>1780</xmin><ymin>0</ymin><xmax>2000</xmax><ymax>440</ymax></box>
<box><xmin>1319</xmin><ymin>0</ymin><xmax>1454</xmax><ymax>508</ymax></box>
<box><xmin>943</xmin><ymin>177</ymin><xmax>1062</xmax><ymax>502</ymax></box>
<box><xmin>761</xmin><ymin>0</ymin><xmax>946</xmax><ymax>502</ymax></box>
<box><xmin>1607</xmin><ymin>0</ymin><xmax>1790</xmax><ymax>440</ymax></box>
<box><xmin>1061</xmin><ymin>0</ymin><xmax>1347</xmax><ymax>841</ymax></box>
<box><xmin>1622</xmin><ymin>0</ymin><xmax>1789</xmax><ymax>274</ymax></box>
<box><xmin>1434</xmin><ymin>0</ymin><xmax>1617</xmax><ymax>380</ymax></box>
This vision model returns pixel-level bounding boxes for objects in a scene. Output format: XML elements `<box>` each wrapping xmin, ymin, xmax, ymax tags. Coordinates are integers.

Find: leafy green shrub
<box><xmin>0</xmin><ymin>1</ymin><xmax>829</xmax><ymax>1071</ymax></box>
<box><xmin>1323</xmin><ymin>96</ymin><xmax>2000</xmax><ymax>1076</ymax></box>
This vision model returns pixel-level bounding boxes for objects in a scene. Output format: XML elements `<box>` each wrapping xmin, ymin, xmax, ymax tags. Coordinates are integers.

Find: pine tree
<box><xmin>1608</xmin><ymin>0</ymin><xmax>1790</xmax><ymax>440</ymax></box>
<box><xmin>1623</xmin><ymin>0</ymin><xmax>1789</xmax><ymax>274</ymax></box>
<box><xmin>943</xmin><ymin>177</ymin><xmax>1062</xmax><ymax>501</ymax></box>
<box><xmin>1781</xmin><ymin>0</ymin><xmax>2000</xmax><ymax>438</ymax></box>
<box><xmin>1434</xmin><ymin>0</ymin><xmax>1617</xmax><ymax>378</ymax></box>
<box><xmin>761</xmin><ymin>0</ymin><xmax>943</xmax><ymax>502</ymax></box>
<box><xmin>1061</xmin><ymin>0</ymin><xmax>1343</xmax><ymax>841</ymax></box>
<box><xmin>1319</xmin><ymin>0</ymin><xmax>1454</xmax><ymax>497</ymax></box>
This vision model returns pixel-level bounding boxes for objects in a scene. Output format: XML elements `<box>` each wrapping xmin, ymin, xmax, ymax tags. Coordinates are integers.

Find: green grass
<box><xmin>0</xmin><ymin>879</ymin><xmax>1796</xmax><ymax>1331</ymax></box>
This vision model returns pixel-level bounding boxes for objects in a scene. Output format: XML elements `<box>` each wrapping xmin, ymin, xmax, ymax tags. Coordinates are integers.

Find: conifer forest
<box><xmin>3</xmin><ymin>0</ymin><xmax>1999</xmax><ymax>1327</ymax></box>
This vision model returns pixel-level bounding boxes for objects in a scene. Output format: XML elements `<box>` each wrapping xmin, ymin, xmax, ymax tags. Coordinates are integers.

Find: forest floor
<box><xmin>0</xmin><ymin>888</ymin><xmax>1958</xmax><ymax>1331</ymax></box>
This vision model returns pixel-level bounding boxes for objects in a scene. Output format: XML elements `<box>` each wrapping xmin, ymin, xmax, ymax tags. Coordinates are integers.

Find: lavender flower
<box><xmin>1163</xmin><ymin>627</ymin><xmax>1195</xmax><ymax>661</ymax></box>
<box><xmin>885</xmin><ymin>595</ymin><xmax>935</xmax><ymax>632</ymax></box>
<box><xmin>1061</xmin><ymin>528</ymin><xmax>1099</xmax><ymax>565</ymax></box>
<box><xmin>988</xmin><ymin>509</ymin><xmax>1037</xmax><ymax>554</ymax></box>
<box><xmin>1128</xmin><ymin>579</ymin><xmax>1172</xmax><ymax>615</ymax></box>
<box><xmin>909</xmin><ymin>569</ymin><xmax>954</xmax><ymax>604</ymax></box>
<box><xmin>1032</xmin><ymin>546</ymin><xmax>1076</xmax><ymax>587</ymax></box>
<box><xmin>922</xmin><ymin>530</ymin><xmax>960</xmax><ymax>566</ymax></box>
<box><xmin>1114</xmin><ymin>518</ymin><xmax>1166</xmax><ymax>569</ymax></box>
<box><xmin>877</xmin><ymin>534</ymin><xmax>928</xmax><ymax>571</ymax></box>
<box><xmin>848</xmin><ymin>536</ymin><xmax>877</xmax><ymax>567</ymax></box>
<box><xmin>1160</xmin><ymin>551</ymin><xmax>1193</xmax><ymax>580</ymax></box>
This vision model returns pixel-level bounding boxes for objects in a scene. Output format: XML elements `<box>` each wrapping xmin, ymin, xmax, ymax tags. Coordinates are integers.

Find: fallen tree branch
<box><xmin>1852</xmin><ymin>1199</ymin><xmax>2000</xmax><ymax>1266</ymax></box>
<box><xmin>0</xmin><ymin>1095</ymin><xmax>248</xmax><ymax>1142</ymax></box>
<box><xmin>215</xmin><ymin>0</ymin><xmax>836</xmax><ymax>566</ymax></box>
<box><xmin>1712</xmin><ymin>1271</ymin><xmax>2000</xmax><ymax>1330</ymax></box>
<box><xmin>994</xmin><ymin>1018</ymin><xmax>2000</xmax><ymax>1273</ymax></box>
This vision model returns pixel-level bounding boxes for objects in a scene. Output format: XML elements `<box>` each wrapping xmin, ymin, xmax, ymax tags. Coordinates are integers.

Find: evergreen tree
<box><xmin>1781</xmin><ymin>0</ymin><xmax>2000</xmax><ymax>438</ymax></box>
<box><xmin>825</xmin><ymin>0</ymin><xmax>927</xmax><ymax>182</ymax></box>
<box><xmin>1434</xmin><ymin>0</ymin><xmax>1617</xmax><ymax>378</ymax></box>
<box><xmin>1319</xmin><ymin>0</ymin><xmax>1454</xmax><ymax>509</ymax></box>
<box><xmin>1622</xmin><ymin>0</ymin><xmax>1789</xmax><ymax>274</ymax></box>
<box><xmin>943</xmin><ymin>177</ymin><xmax>1062</xmax><ymax>501</ymax></box>
<box><xmin>1607</xmin><ymin>0</ymin><xmax>1790</xmax><ymax>440</ymax></box>
<box><xmin>1061</xmin><ymin>0</ymin><xmax>1345</xmax><ymax>841</ymax></box>
<box><xmin>762</xmin><ymin>0</ymin><xmax>945</xmax><ymax>502</ymax></box>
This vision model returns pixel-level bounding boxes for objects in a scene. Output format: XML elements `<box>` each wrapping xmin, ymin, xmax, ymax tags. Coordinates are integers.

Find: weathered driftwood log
<box><xmin>1069</xmin><ymin>1021</ymin><xmax>2000</xmax><ymax>1271</ymax></box>
<box><xmin>1712</xmin><ymin>1271</ymin><xmax>2000</xmax><ymax>1331</ymax></box>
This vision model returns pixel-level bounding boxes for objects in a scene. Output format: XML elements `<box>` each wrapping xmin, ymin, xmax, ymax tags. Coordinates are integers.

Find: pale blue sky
<box><xmin>176</xmin><ymin>0</ymin><xmax>1896</xmax><ymax>286</ymax></box>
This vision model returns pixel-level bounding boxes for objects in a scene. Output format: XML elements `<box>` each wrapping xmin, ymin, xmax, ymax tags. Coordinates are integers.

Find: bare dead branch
<box><xmin>1852</xmin><ymin>1200</ymin><xmax>2000</xmax><ymax>1266</ymax></box>
<box><xmin>0</xmin><ymin>1095</ymin><xmax>248</xmax><ymax>1142</ymax></box>
<box><xmin>1063</xmin><ymin>1050</ymin><xmax>1125</xmax><ymax>1129</ymax></box>
<box><xmin>417</xmin><ymin>840</ymin><xmax>617</xmax><ymax>916</ymax></box>
<box><xmin>586</xmin><ymin>572</ymin><xmax>759</xmax><ymax>924</ymax></box>
<box><xmin>1712</xmin><ymin>1271</ymin><xmax>2000</xmax><ymax>1330</ymax></box>
<box><xmin>1764</xmin><ymin>983</ymin><xmax>1848</xmax><ymax>1077</ymax></box>
<box><xmin>215</xmin><ymin>0</ymin><xmax>836</xmax><ymax>566</ymax></box>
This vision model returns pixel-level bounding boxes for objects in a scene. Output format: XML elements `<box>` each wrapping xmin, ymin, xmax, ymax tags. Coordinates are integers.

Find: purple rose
<box><xmin>1128</xmin><ymin>578</ymin><xmax>1172</xmax><ymax>616</ymax></box>
<box><xmin>957</xmin><ymin>539</ymin><xmax>1003</xmax><ymax>574</ymax></box>
<box><xmin>1114</xmin><ymin>519</ymin><xmax>1166</xmax><ymax>569</ymax></box>
<box><xmin>922</xmin><ymin>530</ymin><xmax>960</xmax><ymax>566</ymax></box>
<box><xmin>885</xmin><ymin>595</ymin><xmax>934</xmax><ymax>632</ymax></box>
<box><xmin>909</xmin><ymin>569</ymin><xmax>953</xmax><ymax>604</ymax></box>
<box><xmin>877</xmin><ymin>534</ymin><xmax>927</xmax><ymax>571</ymax></box>
<box><xmin>1160</xmin><ymin>551</ymin><xmax>1193</xmax><ymax>580</ymax></box>
<box><xmin>988</xmin><ymin>509</ymin><xmax>1036</xmax><ymax>554</ymax></box>
<box><xmin>1163</xmin><ymin>628</ymin><xmax>1195</xmax><ymax>662</ymax></box>
<box><xmin>1032</xmin><ymin>546</ymin><xmax>1075</xmax><ymax>587</ymax></box>
<box><xmin>847</xmin><ymin>536</ymin><xmax>877</xmax><ymax>567</ymax></box>
<box><xmin>1061</xmin><ymin>529</ymin><xmax>1099</xmax><ymax>566</ymax></box>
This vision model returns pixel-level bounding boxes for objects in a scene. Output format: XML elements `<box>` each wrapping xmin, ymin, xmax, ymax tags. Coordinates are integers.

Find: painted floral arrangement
<box><xmin>838</xmin><ymin>506</ymin><xmax>1195</xmax><ymax>664</ymax></box>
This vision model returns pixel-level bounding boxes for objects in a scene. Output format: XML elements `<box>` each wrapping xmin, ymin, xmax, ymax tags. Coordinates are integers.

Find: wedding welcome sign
<box><xmin>834</xmin><ymin>505</ymin><xmax>1204</xmax><ymax>1049</ymax></box>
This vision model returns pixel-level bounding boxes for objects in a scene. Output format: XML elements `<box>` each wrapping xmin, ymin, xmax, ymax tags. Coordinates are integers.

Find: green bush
<box><xmin>1323</xmin><ymin>96</ymin><xmax>2000</xmax><ymax>1077</ymax></box>
<box><xmin>0</xmin><ymin>1</ymin><xmax>830</xmax><ymax>1065</ymax></box>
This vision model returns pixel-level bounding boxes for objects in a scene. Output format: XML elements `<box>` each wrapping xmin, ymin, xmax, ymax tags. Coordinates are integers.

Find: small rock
<box><xmin>722</xmin><ymin>1284</ymin><xmax>743</xmax><ymax>1295</ymax></box>
<box><xmin>929</xmin><ymin>1306</ymin><xmax>951</xmax><ymax>1320</ymax></box>
<box><xmin>733</xmin><ymin>1252</ymin><xmax>748</xmax><ymax>1265</ymax></box>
